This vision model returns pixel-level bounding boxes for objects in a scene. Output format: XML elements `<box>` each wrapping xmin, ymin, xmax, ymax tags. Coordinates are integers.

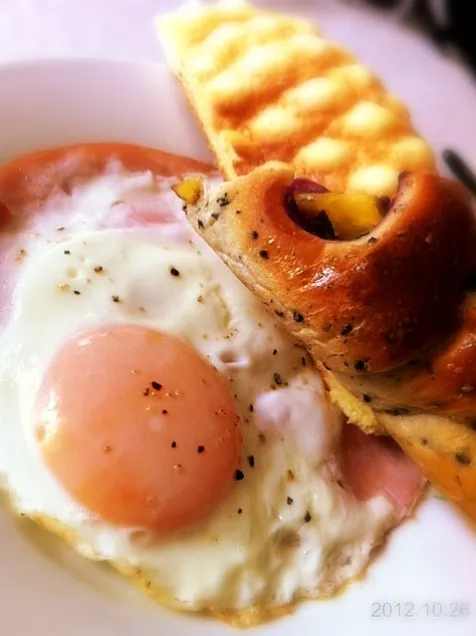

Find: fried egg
<box><xmin>0</xmin><ymin>144</ymin><xmax>421</xmax><ymax>626</ymax></box>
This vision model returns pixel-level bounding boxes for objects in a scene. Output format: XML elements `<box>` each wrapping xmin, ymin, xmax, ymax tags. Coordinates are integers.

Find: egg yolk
<box><xmin>34</xmin><ymin>325</ymin><xmax>242</xmax><ymax>532</ymax></box>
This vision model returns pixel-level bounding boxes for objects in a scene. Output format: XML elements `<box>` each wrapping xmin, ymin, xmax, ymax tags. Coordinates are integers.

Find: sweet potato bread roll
<box><xmin>181</xmin><ymin>167</ymin><xmax>476</xmax><ymax>523</ymax></box>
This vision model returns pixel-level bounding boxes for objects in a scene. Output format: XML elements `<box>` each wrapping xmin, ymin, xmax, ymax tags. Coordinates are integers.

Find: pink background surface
<box><xmin>0</xmin><ymin>0</ymin><xmax>463</xmax><ymax>64</ymax></box>
<box><xmin>0</xmin><ymin>0</ymin><xmax>320</xmax><ymax>62</ymax></box>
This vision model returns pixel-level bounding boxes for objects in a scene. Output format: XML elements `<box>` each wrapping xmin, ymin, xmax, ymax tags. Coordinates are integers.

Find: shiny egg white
<box><xmin>0</xmin><ymin>162</ymin><xmax>395</xmax><ymax>621</ymax></box>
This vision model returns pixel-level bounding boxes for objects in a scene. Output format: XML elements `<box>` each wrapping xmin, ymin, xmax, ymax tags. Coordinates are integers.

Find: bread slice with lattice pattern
<box><xmin>157</xmin><ymin>0</ymin><xmax>435</xmax><ymax>196</ymax></box>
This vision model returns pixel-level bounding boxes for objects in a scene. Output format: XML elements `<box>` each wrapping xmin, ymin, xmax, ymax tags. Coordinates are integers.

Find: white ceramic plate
<box><xmin>1</xmin><ymin>10</ymin><xmax>476</xmax><ymax>636</ymax></box>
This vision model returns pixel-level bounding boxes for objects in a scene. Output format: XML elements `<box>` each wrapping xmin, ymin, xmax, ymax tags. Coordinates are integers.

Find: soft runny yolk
<box><xmin>34</xmin><ymin>325</ymin><xmax>242</xmax><ymax>532</ymax></box>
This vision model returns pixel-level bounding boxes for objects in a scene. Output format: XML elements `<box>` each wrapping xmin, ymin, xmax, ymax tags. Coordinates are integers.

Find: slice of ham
<box><xmin>339</xmin><ymin>423</ymin><xmax>425</xmax><ymax>519</ymax></box>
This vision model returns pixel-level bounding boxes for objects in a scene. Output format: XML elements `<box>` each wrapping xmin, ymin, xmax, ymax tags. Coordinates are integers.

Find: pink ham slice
<box><xmin>339</xmin><ymin>423</ymin><xmax>425</xmax><ymax>519</ymax></box>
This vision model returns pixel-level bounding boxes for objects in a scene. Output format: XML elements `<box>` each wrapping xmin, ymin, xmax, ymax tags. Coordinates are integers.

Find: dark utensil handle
<box><xmin>442</xmin><ymin>149</ymin><xmax>476</xmax><ymax>197</ymax></box>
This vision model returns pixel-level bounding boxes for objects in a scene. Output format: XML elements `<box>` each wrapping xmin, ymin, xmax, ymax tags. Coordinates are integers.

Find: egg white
<box><xmin>0</xmin><ymin>165</ymin><xmax>396</xmax><ymax>619</ymax></box>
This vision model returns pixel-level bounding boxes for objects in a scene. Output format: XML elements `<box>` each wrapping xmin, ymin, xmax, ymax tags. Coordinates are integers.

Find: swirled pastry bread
<box><xmin>182</xmin><ymin>167</ymin><xmax>476</xmax><ymax>522</ymax></box>
<box><xmin>157</xmin><ymin>0</ymin><xmax>436</xmax><ymax>196</ymax></box>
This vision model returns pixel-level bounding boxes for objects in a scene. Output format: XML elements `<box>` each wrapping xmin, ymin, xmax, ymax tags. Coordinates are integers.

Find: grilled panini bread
<box><xmin>157</xmin><ymin>0</ymin><xmax>435</xmax><ymax>196</ymax></box>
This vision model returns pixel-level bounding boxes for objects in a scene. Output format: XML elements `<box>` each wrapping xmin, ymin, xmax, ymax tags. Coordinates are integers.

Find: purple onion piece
<box><xmin>282</xmin><ymin>179</ymin><xmax>336</xmax><ymax>240</ymax></box>
<box><xmin>291</xmin><ymin>178</ymin><xmax>329</xmax><ymax>194</ymax></box>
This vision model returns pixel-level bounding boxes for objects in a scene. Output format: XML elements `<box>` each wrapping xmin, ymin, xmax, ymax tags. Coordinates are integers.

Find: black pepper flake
<box><xmin>275</xmin><ymin>310</ymin><xmax>285</xmax><ymax>317</ymax></box>
<box><xmin>273</xmin><ymin>372</ymin><xmax>283</xmax><ymax>386</ymax></box>
<box><xmin>286</xmin><ymin>496</ymin><xmax>294</xmax><ymax>505</ymax></box>
<box><xmin>170</xmin><ymin>267</ymin><xmax>180</xmax><ymax>277</ymax></box>
<box><xmin>64</xmin><ymin>250</ymin><xmax>71</xmax><ymax>255</ymax></box>
<box><xmin>237</xmin><ymin>508</ymin><xmax>243</xmax><ymax>515</ymax></box>
<box><xmin>301</xmin><ymin>357</ymin><xmax>306</xmax><ymax>366</ymax></box>
<box><xmin>112</xmin><ymin>295</ymin><xmax>120</xmax><ymax>303</ymax></box>
<box><xmin>340</xmin><ymin>324</ymin><xmax>353</xmax><ymax>336</ymax></box>
<box><xmin>272</xmin><ymin>349</ymin><xmax>278</xmax><ymax>356</ymax></box>
<box><xmin>217</xmin><ymin>194</ymin><xmax>230</xmax><ymax>207</ymax></box>
<box><xmin>455</xmin><ymin>451</ymin><xmax>471</xmax><ymax>466</ymax></box>
<box><xmin>151</xmin><ymin>381</ymin><xmax>162</xmax><ymax>391</ymax></box>
<box><xmin>259</xmin><ymin>249</ymin><xmax>269</xmax><ymax>259</ymax></box>
<box><xmin>197</xmin><ymin>219</ymin><xmax>204</xmax><ymax>229</ymax></box>
<box><xmin>384</xmin><ymin>407</ymin><xmax>410</xmax><ymax>416</ymax></box>
<box><xmin>143</xmin><ymin>388</ymin><xmax>150</xmax><ymax>396</ymax></box>
<box><xmin>73</xmin><ymin>290</ymin><xmax>81</xmax><ymax>295</ymax></box>
<box><xmin>304</xmin><ymin>511</ymin><xmax>312</xmax><ymax>523</ymax></box>
<box><xmin>251</xmin><ymin>231</ymin><xmax>259</xmax><ymax>239</ymax></box>
<box><xmin>94</xmin><ymin>265</ymin><xmax>103</xmax><ymax>273</ymax></box>
<box><xmin>354</xmin><ymin>359</ymin><xmax>368</xmax><ymax>372</ymax></box>
<box><xmin>367</xmin><ymin>237</ymin><xmax>378</xmax><ymax>245</ymax></box>
<box><xmin>211</xmin><ymin>212</ymin><xmax>220</xmax><ymax>221</ymax></box>
<box><xmin>249</xmin><ymin>404</ymin><xmax>254</xmax><ymax>412</ymax></box>
<box><xmin>235</xmin><ymin>209</ymin><xmax>242</xmax><ymax>215</ymax></box>
<box><xmin>171</xmin><ymin>441</ymin><xmax>177</xmax><ymax>448</ymax></box>
<box><xmin>247</xmin><ymin>455</ymin><xmax>255</xmax><ymax>468</ymax></box>
<box><xmin>235</xmin><ymin>469</ymin><xmax>245</xmax><ymax>481</ymax></box>
<box><xmin>162</xmin><ymin>409</ymin><xmax>168</xmax><ymax>415</ymax></box>
<box><xmin>362</xmin><ymin>394</ymin><xmax>372</xmax><ymax>403</ymax></box>
<box><xmin>197</xmin><ymin>445</ymin><xmax>205</xmax><ymax>453</ymax></box>
<box><xmin>293</xmin><ymin>311</ymin><xmax>304</xmax><ymax>323</ymax></box>
<box><xmin>443</xmin><ymin>149</ymin><xmax>476</xmax><ymax>197</ymax></box>
<box><xmin>420</xmin><ymin>437</ymin><xmax>428</xmax><ymax>446</ymax></box>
